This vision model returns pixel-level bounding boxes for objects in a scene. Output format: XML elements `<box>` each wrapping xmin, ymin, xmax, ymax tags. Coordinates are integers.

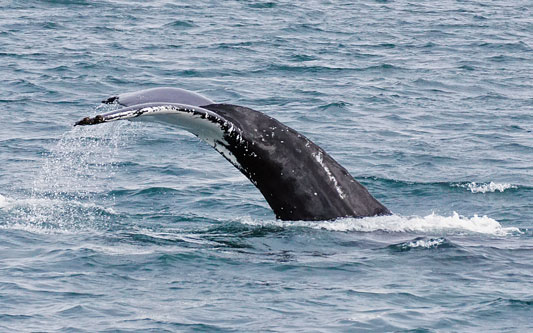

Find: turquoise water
<box><xmin>1</xmin><ymin>0</ymin><xmax>532</xmax><ymax>331</ymax></box>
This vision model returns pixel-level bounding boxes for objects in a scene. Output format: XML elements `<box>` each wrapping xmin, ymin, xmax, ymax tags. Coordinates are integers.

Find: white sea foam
<box><xmin>239</xmin><ymin>212</ymin><xmax>520</xmax><ymax>236</ymax></box>
<box><xmin>79</xmin><ymin>243</ymin><xmax>160</xmax><ymax>256</ymax></box>
<box><xmin>405</xmin><ymin>237</ymin><xmax>446</xmax><ymax>249</ymax></box>
<box><xmin>0</xmin><ymin>194</ymin><xmax>8</xmax><ymax>209</ymax></box>
<box><xmin>455</xmin><ymin>182</ymin><xmax>517</xmax><ymax>193</ymax></box>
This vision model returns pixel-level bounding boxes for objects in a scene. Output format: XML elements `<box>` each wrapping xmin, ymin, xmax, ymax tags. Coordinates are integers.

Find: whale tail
<box><xmin>75</xmin><ymin>89</ymin><xmax>390</xmax><ymax>221</ymax></box>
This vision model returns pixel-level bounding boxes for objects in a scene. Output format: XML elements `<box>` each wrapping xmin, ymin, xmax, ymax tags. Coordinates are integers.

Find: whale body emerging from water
<box><xmin>76</xmin><ymin>87</ymin><xmax>390</xmax><ymax>221</ymax></box>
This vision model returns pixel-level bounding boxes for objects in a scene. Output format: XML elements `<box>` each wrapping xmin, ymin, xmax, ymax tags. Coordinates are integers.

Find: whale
<box><xmin>76</xmin><ymin>87</ymin><xmax>390</xmax><ymax>221</ymax></box>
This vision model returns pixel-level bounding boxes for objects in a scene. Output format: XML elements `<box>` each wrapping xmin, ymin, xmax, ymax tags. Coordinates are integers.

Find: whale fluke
<box><xmin>76</xmin><ymin>88</ymin><xmax>390</xmax><ymax>221</ymax></box>
<box><xmin>102</xmin><ymin>87</ymin><xmax>213</xmax><ymax>107</ymax></box>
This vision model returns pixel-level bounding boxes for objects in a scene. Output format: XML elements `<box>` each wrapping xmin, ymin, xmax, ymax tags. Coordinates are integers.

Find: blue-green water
<box><xmin>1</xmin><ymin>1</ymin><xmax>532</xmax><ymax>331</ymax></box>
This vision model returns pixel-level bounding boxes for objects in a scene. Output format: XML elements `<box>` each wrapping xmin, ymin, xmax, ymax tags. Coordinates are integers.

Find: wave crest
<box><xmin>389</xmin><ymin>237</ymin><xmax>450</xmax><ymax>252</ymax></box>
<box><xmin>454</xmin><ymin>182</ymin><xmax>517</xmax><ymax>193</ymax></box>
<box><xmin>240</xmin><ymin>212</ymin><xmax>520</xmax><ymax>236</ymax></box>
<box><xmin>402</xmin><ymin>237</ymin><xmax>447</xmax><ymax>249</ymax></box>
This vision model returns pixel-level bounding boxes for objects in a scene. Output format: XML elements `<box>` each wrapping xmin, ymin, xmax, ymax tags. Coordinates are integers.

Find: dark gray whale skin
<box><xmin>78</xmin><ymin>87</ymin><xmax>390</xmax><ymax>221</ymax></box>
<box><xmin>201</xmin><ymin>103</ymin><xmax>391</xmax><ymax>220</ymax></box>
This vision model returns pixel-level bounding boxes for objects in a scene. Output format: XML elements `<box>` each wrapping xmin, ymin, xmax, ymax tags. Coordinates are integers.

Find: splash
<box><xmin>33</xmin><ymin>122</ymin><xmax>129</xmax><ymax>197</ymax></box>
<box><xmin>454</xmin><ymin>182</ymin><xmax>517</xmax><ymax>193</ymax></box>
<box><xmin>239</xmin><ymin>212</ymin><xmax>520</xmax><ymax>236</ymax></box>
<box><xmin>1</xmin><ymin>121</ymin><xmax>133</xmax><ymax>233</ymax></box>
<box><xmin>0</xmin><ymin>196</ymin><xmax>117</xmax><ymax>234</ymax></box>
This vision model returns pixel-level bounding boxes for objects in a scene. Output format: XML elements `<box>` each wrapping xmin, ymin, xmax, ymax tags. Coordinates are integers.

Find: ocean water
<box><xmin>1</xmin><ymin>0</ymin><xmax>532</xmax><ymax>331</ymax></box>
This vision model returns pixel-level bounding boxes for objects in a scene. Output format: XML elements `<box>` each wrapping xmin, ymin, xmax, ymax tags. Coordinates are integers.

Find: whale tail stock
<box><xmin>75</xmin><ymin>88</ymin><xmax>390</xmax><ymax>221</ymax></box>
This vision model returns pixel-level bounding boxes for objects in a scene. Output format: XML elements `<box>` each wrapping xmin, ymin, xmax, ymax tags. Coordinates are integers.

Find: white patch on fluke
<box><xmin>312</xmin><ymin>150</ymin><xmax>346</xmax><ymax>199</ymax></box>
<box><xmin>126</xmin><ymin>105</ymin><xmax>245</xmax><ymax>171</ymax></box>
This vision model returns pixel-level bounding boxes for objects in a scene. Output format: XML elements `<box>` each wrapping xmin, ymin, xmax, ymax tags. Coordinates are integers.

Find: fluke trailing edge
<box><xmin>76</xmin><ymin>87</ymin><xmax>390</xmax><ymax>221</ymax></box>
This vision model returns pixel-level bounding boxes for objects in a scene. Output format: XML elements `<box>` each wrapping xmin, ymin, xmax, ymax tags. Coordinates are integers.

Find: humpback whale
<box><xmin>76</xmin><ymin>87</ymin><xmax>390</xmax><ymax>221</ymax></box>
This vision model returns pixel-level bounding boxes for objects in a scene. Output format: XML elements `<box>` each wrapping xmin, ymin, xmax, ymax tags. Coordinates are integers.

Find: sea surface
<box><xmin>1</xmin><ymin>0</ymin><xmax>532</xmax><ymax>331</ymax></box>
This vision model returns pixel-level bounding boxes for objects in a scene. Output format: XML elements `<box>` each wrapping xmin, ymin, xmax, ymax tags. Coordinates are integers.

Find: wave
<box><xmin>3</xmin><ymin>185</ymin><xmax>520</xmax><ymax>237</ymax></box>
<box><xmin>262</xmin><ymin>63</ymin><xmax>405</xmax><ymax>74</ymax></box>
<box><xmin>4</xmin><ymin>187</ymin><xmax>519</xmax><ymax>237</ymax></box>
<box><xmin>401</xmin><ymin>237</ymin><xmax>447</xmax><ymax>249</ymax></box>
<box><xmin>163</xmin><ymin>20</ymin><xmax>196</xmax><ymax>29</ymax></box>
<box><xmin>358</xmin><ymin>177</ymin><xmax>527</xmax><ymax>193</ymax></box>
<box><xmin>239</xmin><ymin>212</ymin><xmax>520</xmax><ymax>236</ymax></box>
<box><xmin>453</xmin><ymin>182</ymin><xmax>518</xmax><ymax>193</ymax></box>
<box><xmin>388</xmin><ymin>237</ymin><xmax>451</xmax><ymax>251</ymax></box>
